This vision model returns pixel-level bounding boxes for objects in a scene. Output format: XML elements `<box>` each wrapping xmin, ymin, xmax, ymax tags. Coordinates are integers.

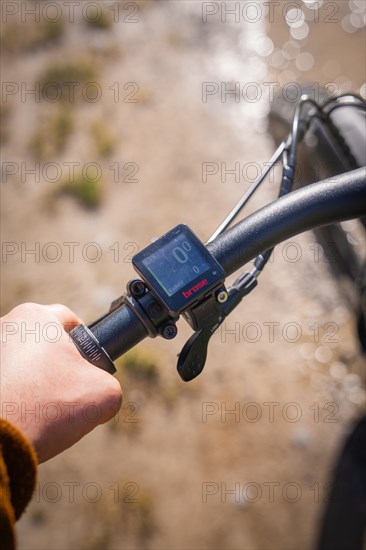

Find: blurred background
<box><xmin>1</xmin><ymin>1</ymin><xmax>365</xmax><ymax>548</ymax></box>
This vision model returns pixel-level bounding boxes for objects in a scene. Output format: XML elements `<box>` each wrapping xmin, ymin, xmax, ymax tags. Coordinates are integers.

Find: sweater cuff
<box><xmin>0</xmin><ymin>419</ymin><xmax>38</xmax><ymax>520</ymax></box>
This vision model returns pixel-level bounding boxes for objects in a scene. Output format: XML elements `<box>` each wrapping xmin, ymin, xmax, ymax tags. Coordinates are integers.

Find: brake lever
<box><xmin>177</xmin><ymin>328</ymin><xmax>214</xmax><ymax>381</ymax></box>
<box><xmin>177</xmin><ymin>272</ymin><xmax>258</xmax><ymax>381</ymax></box>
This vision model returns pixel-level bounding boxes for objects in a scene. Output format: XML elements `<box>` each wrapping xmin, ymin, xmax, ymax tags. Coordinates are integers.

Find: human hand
<box><xmin>0</xmin><ymin>303</ymin><xmax>122</xmax><ymax>463</ymax></box>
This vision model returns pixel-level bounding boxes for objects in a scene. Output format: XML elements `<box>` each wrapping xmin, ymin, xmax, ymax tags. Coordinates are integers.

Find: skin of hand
<box><xmin>0</xmin><ymin>303</ymin><xmax>122</xmax><ymax>463</ymax></box>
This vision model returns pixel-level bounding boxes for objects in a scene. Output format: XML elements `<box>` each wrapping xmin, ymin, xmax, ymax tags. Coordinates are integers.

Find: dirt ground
<box><xmin>1</xmin><ymin>1</ymin><xmax>365</xmax><ymax>549</ymax></box>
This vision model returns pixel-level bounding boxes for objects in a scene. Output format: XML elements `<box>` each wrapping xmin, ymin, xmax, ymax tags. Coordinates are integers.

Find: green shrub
<box><xmin>1</xmin><ymin>20</ymin><xmax>64</xmax><ymax>52</ymax></box>
<box><xmin>59</xmin><ymin>173</ymin><xmax>103</xmax><ymax>209</ymax></box>
<box><xmin>91</xmin><ymin>120</ymin><xmax>116</xmax><ymax>158</ymax></box>
<box><xmin>133</xmin><ymin>492</ymin><xmax>156</xmax><ymax>541</ymax></box>
<box><xmin>39</xmin><ymin>61</ymin><xmax>97</xmax><ymax>102</ymax></box>
<box><xmin>29</xmin><ymin>107</ymin><xmax>73</xmax><ymax>160</ymax></box>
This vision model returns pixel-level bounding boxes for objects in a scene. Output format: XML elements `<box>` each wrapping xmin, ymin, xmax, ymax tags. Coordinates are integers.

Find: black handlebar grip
<box><xmin>90</xmin><ymin>304</ymin><xmax>148</xmax><ymax>361</ymax></box>
<box><xmin>70</xmin><ymin>304</ymin><xmax>148</xmax><ymax>374</ymax></box>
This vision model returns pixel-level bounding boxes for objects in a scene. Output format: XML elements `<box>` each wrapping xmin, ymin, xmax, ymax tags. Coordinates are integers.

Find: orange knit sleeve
<box><xmin>0</xmin><ymin>419</ymin><xmax>38</xmax><ymax>550</ymax></box>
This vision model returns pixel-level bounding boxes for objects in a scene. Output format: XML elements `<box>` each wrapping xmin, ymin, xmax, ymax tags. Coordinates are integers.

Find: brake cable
<box><xmin>207</xmin><ymin>96</ymin><xmax>325</xmax><ymax>282</ymax></box>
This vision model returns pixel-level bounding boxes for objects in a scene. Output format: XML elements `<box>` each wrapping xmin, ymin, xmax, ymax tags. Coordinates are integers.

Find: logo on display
<box><xmin>182</xmin><ymin>279</ymin><xmax>208</xmax><ymax>299</ymax></box>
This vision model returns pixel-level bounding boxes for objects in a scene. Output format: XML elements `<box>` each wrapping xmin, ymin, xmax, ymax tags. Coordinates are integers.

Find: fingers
<box><xmin>5</xmin><ymin>302</ymin><xmax>83</xmax><ymax>332</ymax></box>
<box><xmin>46</xmin><ymin>303</ymin><xmax>84</xmax><ymax>333</ymax></box>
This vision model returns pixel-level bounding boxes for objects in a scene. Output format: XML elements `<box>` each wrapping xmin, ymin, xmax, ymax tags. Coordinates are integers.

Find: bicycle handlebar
<box><xmin>208</xmin><ymin>167</ymin><xmax>366</xmax><ymax>276</ymax></box>
<box><xmin>72</xmin><ymin>167</ymin><xmax>366</xmax><ymax>368</ymax></box>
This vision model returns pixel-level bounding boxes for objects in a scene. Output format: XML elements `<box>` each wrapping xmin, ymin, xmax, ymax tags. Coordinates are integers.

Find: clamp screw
<box><xmin>162</xmin><ymin>323</ymin><xmax>178</xmax><ymax>340</ymax></box>
<box><xmin>217</xmin><ymin>290</ymin><xmax>228</xmax><ymax>303</ymax></box>
<box><xmin>128</xmin><ymin>279</ymin><xmax>146</xmax><ymax>298</ymax></box>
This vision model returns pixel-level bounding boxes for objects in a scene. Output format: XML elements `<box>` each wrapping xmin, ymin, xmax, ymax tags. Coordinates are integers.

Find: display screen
<box><xmin>133</xmin><ymin>224</ymin><xmax>225</xmax><ymax>314</ymax></box>
<box><xmin>142</xmin><ymin>232</ymin><xmax>210</xmax><ymax>296</ymax></box>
